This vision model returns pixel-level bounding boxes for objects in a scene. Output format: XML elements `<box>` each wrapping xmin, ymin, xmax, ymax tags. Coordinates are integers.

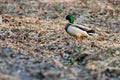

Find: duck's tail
<box><xmin>87</xmin><ymin>30</ymin><xmax>95</xmax><ymax>34</ymax></box>
<box><xmin>87</xmin><ymin>30</ymin><xmax>96</xmax><ymax>36</ymax></box>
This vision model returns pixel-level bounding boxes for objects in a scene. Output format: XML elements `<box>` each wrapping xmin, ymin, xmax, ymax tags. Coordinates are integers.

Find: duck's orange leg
<box><xmin>76</xmin><ymin>36</ymin><xmax>83</xmax><ymax>48</ymax></box>
<box><xmin>76</xmin><ymin>36</ymin><xmax>81</xmax><ymax>41</ymax></box>
<box><xmin>74</xmin><ymin>36</ymin><xmax>81</xmax><ymax>47</ymax></box>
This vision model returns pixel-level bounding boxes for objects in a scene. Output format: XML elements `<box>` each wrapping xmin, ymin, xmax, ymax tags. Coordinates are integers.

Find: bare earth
<box><xmin>0</xmin><ymin>0</ymin><xmax>120</xmax><ymax>80</ymax></box>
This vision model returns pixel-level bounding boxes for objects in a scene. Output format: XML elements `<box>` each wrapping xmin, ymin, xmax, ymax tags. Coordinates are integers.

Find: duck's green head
<box><xmin>66</xmin><ymin>15</ymin><xmax>74</xmax><ymax>24</ymax></box>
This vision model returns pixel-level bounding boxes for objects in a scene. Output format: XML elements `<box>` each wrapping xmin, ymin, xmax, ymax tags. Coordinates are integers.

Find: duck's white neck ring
<box><xmin>65</xmin><ymin>23</ymin><xmax>71</xmax><ymax>33</ymax></box>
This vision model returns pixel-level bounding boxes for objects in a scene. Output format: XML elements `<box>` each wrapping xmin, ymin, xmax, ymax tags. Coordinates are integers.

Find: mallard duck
<box><xmin>65</xmin><ymin>15</ymin><xmax>95</xmax><ymax>41</ymax></box>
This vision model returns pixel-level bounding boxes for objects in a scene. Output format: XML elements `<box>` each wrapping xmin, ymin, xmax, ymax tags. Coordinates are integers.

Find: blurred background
<box><xmin>0</xmin><ymin>0</ymin><xmax>120</xmax><ymax>31</ymax></box>
<box><xmin>0</xmin><ymin>0</ymin><xmax>120</xmax><ymax>80</ymax></box>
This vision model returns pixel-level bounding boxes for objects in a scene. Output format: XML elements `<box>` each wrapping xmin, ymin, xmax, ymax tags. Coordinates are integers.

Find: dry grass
<box><xmin>0</xmin><ymin>0</ymin><xmax>120</xmax><ymax>80</ymax></box>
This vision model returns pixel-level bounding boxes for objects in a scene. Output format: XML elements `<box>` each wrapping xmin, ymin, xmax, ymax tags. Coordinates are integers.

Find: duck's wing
<box><xmin>71</xmin><ymin>24</ymin><xmax>95</xmax><ymax>34</ymax></box>
<box><xmin>70</xmin><ymin>24</ymin><xmax>91</xmax><ymax>31</ymax></box>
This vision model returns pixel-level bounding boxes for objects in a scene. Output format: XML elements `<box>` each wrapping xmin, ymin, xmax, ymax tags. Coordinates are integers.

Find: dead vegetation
<box><xmin>0</xmin><ymin>0</ymin><xmax>120</xmax><ymax>80</ymax></box>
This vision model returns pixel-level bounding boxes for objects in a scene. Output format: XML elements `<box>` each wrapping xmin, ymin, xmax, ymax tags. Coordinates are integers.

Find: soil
<box><xmin>0</xmin><ymin>0</ymin><xmax>120</xmax><ymax>80</ymax></box>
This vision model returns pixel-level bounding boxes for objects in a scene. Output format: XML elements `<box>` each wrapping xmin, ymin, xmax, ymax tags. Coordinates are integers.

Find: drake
<box><xmin>65</xmin><ymin>15</ymin><xmax>95</xmax><ymax>41</ymax></box>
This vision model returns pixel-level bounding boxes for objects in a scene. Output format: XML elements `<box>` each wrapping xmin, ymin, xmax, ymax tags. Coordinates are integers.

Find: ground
<box><xmin>0</xmin><ymin>0</ymin><xmax>120</xmax><ymax>80</ymax></box>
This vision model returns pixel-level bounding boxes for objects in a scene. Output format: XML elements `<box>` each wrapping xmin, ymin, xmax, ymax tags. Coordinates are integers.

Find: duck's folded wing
<box><xmin>71</xmin><ymin>24</ymin><xmax>92</xmax><ymax>31</ymax></box>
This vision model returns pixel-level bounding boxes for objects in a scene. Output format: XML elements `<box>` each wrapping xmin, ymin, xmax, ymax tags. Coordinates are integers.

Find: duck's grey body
<box><xmin>65</xmin><ymin>23</ymin><xmax>90</xmax><ymax>38</ymax></box>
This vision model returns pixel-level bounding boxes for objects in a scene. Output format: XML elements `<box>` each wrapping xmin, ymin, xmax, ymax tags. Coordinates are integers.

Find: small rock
<box><xmin>0</xmin><ymin>73</ymin><xmax>19</xmax><ymax>80</ymax></box>
<box><xmin>0</xmin><ymin>47</ymin><xmax>15</xmax><ymax>57</ymax></box>
<box><xmin>115</xmin><ymin>50</ymin><xmax>120</xmax><ymax>55</ymax></box>
<box><xmin>86</xmin><ymin>63</ymin><xmax>97</xmax><ymax>70</ymax></box>
<box><xmin>52</xmin><ymin>60</ymin><xmax>63</xmax><ymax>68</ymax></box>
